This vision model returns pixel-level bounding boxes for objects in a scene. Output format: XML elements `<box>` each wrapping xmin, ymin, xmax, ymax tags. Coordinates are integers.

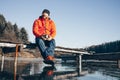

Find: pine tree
<box><xmin>0</xmin><ymin>14</ymin><xmax>29</xmax><ymax>43</ymax></box>
<box><xmin>0</xmin><ymin>14</ymin><xmax>6</xmax><ymax>35</ymax></box>
<box><xmin>20</xmin><ymin>27</ymin><xmax>28</xmax><ymax>43</ymax></box>
<box><xmin>13</xmin><ymin>23</ymin><xmax>21</xmax><ymax>42</ymax></box>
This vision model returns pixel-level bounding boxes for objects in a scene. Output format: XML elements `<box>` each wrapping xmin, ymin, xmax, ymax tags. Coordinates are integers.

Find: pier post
<box><xmin>77</xmin><ymin>54</ymin><xmax>82</xmax><ymax>76</ymax></box>
<box><xmin>20</xmin><ymin>44</ymin><xmax>23</xmax><ymax>53</ymax></box>
<box><xmin>79</xmin><ymin>54</ymin><xmax>82</xmax><ymax>73</ymax></box>
<box><xmin>118</xmin><ymin>60</ymin><xmax>120</xmax><ymax>68</ymax></box>
<box><xmin>18</xmin><ymin>44</ymin><xmax>23</xmax><ymax>56</ymax></box>
<box><xmin>14</xmin><ymin>44</ymin><xmax>18</xmax><ymax>80</ymax></box>
<box><xmin>1</xmin><ymin>52</ymin><xmax>4</xmax><ymax>71</ymax></box>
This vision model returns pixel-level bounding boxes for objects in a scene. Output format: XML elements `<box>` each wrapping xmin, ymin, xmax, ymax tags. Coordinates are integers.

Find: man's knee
<box><xmin>50</xmin><ymin>39</ymin><xmax>56</xmax><ymax>47</ymax></box>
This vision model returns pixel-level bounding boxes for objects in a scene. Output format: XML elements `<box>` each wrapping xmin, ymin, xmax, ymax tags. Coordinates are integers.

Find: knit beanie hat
<box><xmin>42</xmin><ymin>9</ymin><xmax>50</xmax><ymax>16</ymax></box>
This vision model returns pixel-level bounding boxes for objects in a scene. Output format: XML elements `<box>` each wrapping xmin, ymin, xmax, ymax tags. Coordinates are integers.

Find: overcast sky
<box><xmin>0</xmin><ymin>0</ymin><xmax>120</xmax><ymax>48</ymax></box>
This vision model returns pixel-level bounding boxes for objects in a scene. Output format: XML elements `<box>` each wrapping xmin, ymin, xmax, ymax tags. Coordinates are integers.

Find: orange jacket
<box><xmin>33</xmin><ymin>17</ymin><xmax>56</xmax><ymax>38</ymax></box>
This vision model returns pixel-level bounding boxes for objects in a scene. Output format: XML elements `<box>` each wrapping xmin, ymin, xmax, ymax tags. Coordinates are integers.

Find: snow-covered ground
<box><xmin>0</xmin><ymin>42</ymin><xmax>26</xmax><ymax>48</ymax></box>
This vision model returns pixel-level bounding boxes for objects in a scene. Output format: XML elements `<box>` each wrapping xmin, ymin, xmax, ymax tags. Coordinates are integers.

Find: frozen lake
<box><xmin>0</xmin><ymin>57</ymin><xmax>120</xmax><ymax>80</ymax></box>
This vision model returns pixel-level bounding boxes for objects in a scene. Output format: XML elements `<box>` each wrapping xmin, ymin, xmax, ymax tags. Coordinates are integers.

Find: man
<box><xmin>33</xmin><ymin>9</ymin><xmax>56</xmax><ymax>62</ymax></box>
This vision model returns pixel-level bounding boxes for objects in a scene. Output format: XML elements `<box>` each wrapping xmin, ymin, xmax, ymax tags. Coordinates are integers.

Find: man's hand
<box><xmin>47</xmin><ymin>35</ymin><xmax>53</xmax><ymax>41</ymax></box>
<box><xmin>41</xmin><ymin>35</ymin><xmax>52</xmax><ymax>41</ymax></box>
<box><xmin>41</xmin><ymin>36</ymin><xmax>47</xmax><ymax>40</ymax></box>
<box><xmin>41</xmin><ymin>35</ymin><xmax>47</xmax><ymax>40</ymax></box>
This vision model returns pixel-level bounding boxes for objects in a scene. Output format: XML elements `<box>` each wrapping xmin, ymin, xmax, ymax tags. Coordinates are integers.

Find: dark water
<box><xmin>0</xmin><ymin>57</ymin><xmax>120</xmax><ymax>80</ymax></box>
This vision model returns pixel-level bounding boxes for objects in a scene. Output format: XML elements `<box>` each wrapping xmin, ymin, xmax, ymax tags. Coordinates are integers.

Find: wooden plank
<box><xmin>0</xmin><ymin>43</ymin><xmax>16</xmax><ymax>47</ymax></box>
<box><xmin>0</xmin><ymin>42</ymin><xmax>26</xmax><ymax>48</ymax></box>
<box><xmin>118</xmin><ymin>60</ymin><xmax>120</xmax><ymax>68</ymax></box>
<box><xmin>14</xmin><ymin>44</ymin><xmax>18</xmax><ymax>80</ymax></box>
<box><xmin>55</xmin><ymin>48</ymin><xmax>90</xmax><ymax>55</ymax></box>
<box><xmin>79</xmin><ymin>55</ymin><xmax>82</xmax><ymax>73</ymax></box>
<box><xmin>83</xmin><ymin>53</ymin><xmax>120</xmax><ymax>60</ymax></box>
<box><xmin>1</xmin><ymin>56</ymin><xmax>4</xmax><ymax>71</ymax></box>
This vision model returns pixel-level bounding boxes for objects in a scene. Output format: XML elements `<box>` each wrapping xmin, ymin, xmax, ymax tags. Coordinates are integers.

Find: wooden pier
<box><xmin>83</xmin><ymin>52</ymin><xmax>120</xmax><ymax>68</ymax></box>
<box><xmin>0</xmin><ymin>41</ymin><xmax>24</xmax><ymax>80</ymax></box>
<box><xmin>0</xmin><ymin>42</ymin><xmax>91</xmax><ymax>76</ymax></box>
<box><xmin>55</xmin><ymin>47</ymin><xmax>91</xmax><ymax>74</ymax></box>
<box><xmin>1</xmin><ymin>41</ymin><xmax>120</xmax><ymax>78</ymax></box>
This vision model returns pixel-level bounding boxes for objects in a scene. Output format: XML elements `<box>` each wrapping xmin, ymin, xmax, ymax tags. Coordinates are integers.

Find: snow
<box><xmin>55</xmin><ymin>48</ymin><xmax>90</xmax><ymax>55</ymax></box>
<box><xmin>0</xmin><ymin>42</ymin><xmax>26</xmax><ymax>48</ymax></box>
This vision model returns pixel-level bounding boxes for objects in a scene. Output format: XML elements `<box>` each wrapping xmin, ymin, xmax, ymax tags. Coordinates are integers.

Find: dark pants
<box><xmin>35</xmin><ymin>37</ymin><xmax>56</xmax><ymax>59</ymax></box>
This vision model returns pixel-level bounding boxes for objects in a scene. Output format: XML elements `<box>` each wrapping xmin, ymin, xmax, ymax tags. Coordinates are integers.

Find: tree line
<box><xmin>0</xmin><ymin>14</ymin><xmax>28</xmax><ymax>43</ymax></box>
<box><xmin>85</xmin><ymin>40</ymin><xmax>120</xmax><ymax>53</ymax></box>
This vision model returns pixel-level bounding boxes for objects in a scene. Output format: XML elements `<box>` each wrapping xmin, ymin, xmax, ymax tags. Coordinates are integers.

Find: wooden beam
<box><xmin>0</xmin><ymin>42</ymin><xmax>26</xmax><ymax>48</ymax></box>
<box><xmin>14</xmin><ymin>44</ymin><xmax>18</xmax><ymax>80</ymax></box>
<box><xmin>0</xmin><ymin>43</ymin><xmax>16</xmax><ymax>47</ymax></box>
<box><xmin>79</xmin><ymin>55</ymin><xmax>82</xmax><ymax>73</ymax></box>
<box><xmin>1</xmin><ymin>55</ymin><xmax>4</xmax><ymax>71</ymax></box>
<box><xmin>118</xmin><ymin>60</ymin><xmax>120</xmax><ymax>68</ymax></box>
<box><xmin>55</xmin><ymin>48</ymin><xmax>90</xmax><ymax>55</ymax></box>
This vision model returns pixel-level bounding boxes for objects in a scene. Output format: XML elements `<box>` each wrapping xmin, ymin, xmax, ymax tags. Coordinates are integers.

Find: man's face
<box><xmin>42</xmin><ymin>13</ymin><xmax>49</xmax><ymax>19</ymax></box>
